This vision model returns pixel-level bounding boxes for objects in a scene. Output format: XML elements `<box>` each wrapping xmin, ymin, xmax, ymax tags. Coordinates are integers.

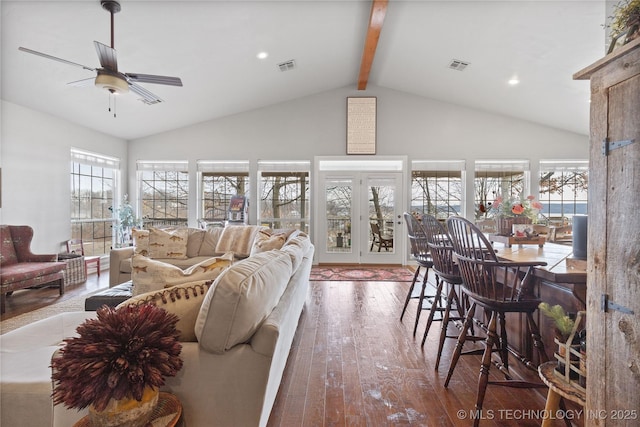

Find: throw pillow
<box><xmin>214</xmin><ymin>225</ymin><xmax>265</xmax><ymax>258</ymax></box>
<box><xmin>132</xmin><ymin>228</ymin><xmax>150</xmax><ymax>256</ymax></box>
<box><xmin>186</xmin><ymin>229</ymin><xmax>206</xmax><ymax>258</ymax></box>
<box><xmin>249</xmin><ymin>229</ymin><xmax>287</xmax><ymax>256</ymax></box>
<box><xmin>117</xmin><ymin>280</ymin><xmax>215</xmax><ymax>342</ymax></box>
<box><xmin>195</xmin><ymin>250</ymin><xmax>293</xmax><ymax>354</ymax></box>
<box><xmin>148</xmin><ymin>227</ymin><xmax>189</xmax><ymax>259</ymax></box>
<box><xmin>199</xmin><ymin>227</ymin><xmax>224</xmax><ymax>256</ymax></box>
<box><xmin>131</xmin><ymin>252</ymin><xmax>233</xmax><ymax>296</ymax></box>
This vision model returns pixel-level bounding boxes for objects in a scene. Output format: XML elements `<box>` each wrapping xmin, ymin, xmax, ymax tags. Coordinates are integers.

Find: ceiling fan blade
<box><xmin>67</xmin><ymin>77</ymin><xmax>96</xmax><ymax>87</ymax></box>
<box><xmin>128</xmin><ymin>82</ymin><xmax>163</xmax><ymax>105</ymax></box>
<box><xmin>94</xmin><ymin>41</ymin><xmax>118</xmax><ymax>71</ymax></box>
<box><xmin>18</xmin><ymin>47</ymin><xmax>95</xmax><ymax>71</ymax></box>
<box><xmin>125</xmin><ymin>73</ymin><xmax>183</xmax><ymax>87</ymax></box>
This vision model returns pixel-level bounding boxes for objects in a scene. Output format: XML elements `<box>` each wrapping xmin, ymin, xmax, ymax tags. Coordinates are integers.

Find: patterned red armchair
<box><xmin>0</xmin><ymin>225</ymin><xmax>66</xmax><ymax>314</ymax></box>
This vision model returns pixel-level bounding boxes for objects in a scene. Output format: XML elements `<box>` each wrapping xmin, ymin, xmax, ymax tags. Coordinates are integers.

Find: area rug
<box><xmin>0</xmin><ymin>290</ymin><xmax>99</xmax><ymax>335</ymax></box>
<box><xmin>310</xmin><ymin>266</ymin><xmax>415</xmax><ymax>282</ymax></box>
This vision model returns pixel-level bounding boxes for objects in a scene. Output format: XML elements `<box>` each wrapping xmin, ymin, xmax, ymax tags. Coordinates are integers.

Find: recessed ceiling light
<box><xmin>508</xmin><ymin>77</ymin><xmax>520</xmax><ymax>86</ymax></box>
<box><xmin>257</xmin><ymin>52</ymin><xmax>269</xmax><ymax>60</ymax></box>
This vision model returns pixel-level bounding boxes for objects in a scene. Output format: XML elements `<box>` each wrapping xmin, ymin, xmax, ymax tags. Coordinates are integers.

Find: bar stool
<box><xmin>445</xmin><ymin>216</ymin><xmax>549</xmax><ymax>426</ymax></box>
<box><xmin>420</xmin><ymin>214</ymin><xmax>467</xmax><ymax>369</ymax></box>
<box><xmin>400</xmin><ymin>213</ymin><xmax>436</xmax><ymax>337</ymax></box>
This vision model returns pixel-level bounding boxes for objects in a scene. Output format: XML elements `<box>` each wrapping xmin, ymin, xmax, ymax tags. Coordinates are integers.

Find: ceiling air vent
<box><xmin>277</xmin><ymin>59</ymin><xmax>296</xmax><ymax>72</ymax></box>
<box><xmin>448</xmin><ymin>59</ymin><xmax>470</xmax><ymax>71</ymax></box>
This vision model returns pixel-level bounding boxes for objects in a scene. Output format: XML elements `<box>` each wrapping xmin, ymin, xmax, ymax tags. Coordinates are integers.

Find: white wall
<box><xmin>1</xmin><ymin>100</ymin><xmax>128</xmax><ymax>253</ymax></box>
<box><xmin>129</xmin><ymin>85</ymin><xmax>589</xmax><ymax>224</ymax></box>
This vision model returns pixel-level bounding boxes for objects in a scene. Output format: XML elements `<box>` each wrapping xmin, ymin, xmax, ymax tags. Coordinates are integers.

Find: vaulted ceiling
<box><xmin>1</xmin><ymin>0</ymin><xmax>606</xmax><ymax>140</ymax></box>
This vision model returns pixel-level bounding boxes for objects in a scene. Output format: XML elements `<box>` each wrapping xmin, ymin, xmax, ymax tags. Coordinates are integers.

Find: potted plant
<box><xmin>109</xmin><ymin>194</ymin><xmax>143</xmax><ymax>247</ymax></box>
<box><xmin>51</xmin><ymin>304</ymin><xmax>183</xmax><ymax>427</ymax></box>
<box><xmin>607</xmin><ymin>0</ymin><xmax>640</xmax><ymax>51</ymax></box>
<box><xmin>538</xmin><ymin>302</ymin><xmax>579</xmax><ymax>378</ymax></box>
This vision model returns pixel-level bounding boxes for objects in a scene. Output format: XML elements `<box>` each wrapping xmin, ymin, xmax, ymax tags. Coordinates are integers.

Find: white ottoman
<box><xmin>0</xmin><ymin>311</ymin><xmax>96</xmax><ymax>427</ymax></box>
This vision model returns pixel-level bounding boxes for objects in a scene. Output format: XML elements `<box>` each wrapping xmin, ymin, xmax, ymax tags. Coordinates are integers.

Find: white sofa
<box><xmin>109</xmin><ymin>225</ymin><xmax>270</xmax><ymax>287</ymax></box>
<box><xmin>1</xmin><ymin>231</ymin><xmax>313</xmax><ymax>427</ymax></box>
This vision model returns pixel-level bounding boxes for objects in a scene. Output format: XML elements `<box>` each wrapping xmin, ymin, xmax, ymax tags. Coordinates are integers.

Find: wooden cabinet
<box><xmin>574</xmin><ymin>38</ymin><xmax>640</xmax><ymax>425</ymax></box>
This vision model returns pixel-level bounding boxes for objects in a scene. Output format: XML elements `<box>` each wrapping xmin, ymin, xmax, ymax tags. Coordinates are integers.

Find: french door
<box><xmin>317</xmin><ymin>171</ymin><xmax>404</xmax><ymax>264</ymax></box>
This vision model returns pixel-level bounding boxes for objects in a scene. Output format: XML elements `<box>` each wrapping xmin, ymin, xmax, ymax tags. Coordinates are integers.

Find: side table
<box><xmin>538</xmin><ymin>361</ymin><xmax>586</xmax><ymax>427</ymax></box>
<box><xmin>73</xmin><ymin>392</ymin><xmax>183</xmax><ymax>427</ymax></box>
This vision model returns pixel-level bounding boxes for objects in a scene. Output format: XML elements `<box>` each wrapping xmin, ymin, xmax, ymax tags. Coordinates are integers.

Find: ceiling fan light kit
<box><xmin>95</xmin><ymin>72</ymin><xmax>129</xmax><ymax>94</ymax></box>
<box><xmin>18</xmin><ymin>0</ymin><xmax>182</xmax><ymax>114</ymax></box>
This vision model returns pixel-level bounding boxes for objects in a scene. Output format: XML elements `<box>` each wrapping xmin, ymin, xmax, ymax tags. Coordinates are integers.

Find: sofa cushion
<box><xmin>186</xmin><ymin>229</ymin><xmax>206</xmax><ymax>258</ymax></box>
<box><xmin>195</xmin><ymin>250</ymin><xmax>293</xmax><ymax>354</ymax></box>
<box><xmin>0</xmin><ymin>262</ymin><xmax>66</xmax><ymax>286</ymax></box>
<box><xmin>249</xmin><ymin>230</ymin><xmax>287</xmax><ymax>256</ymax></box>
<box><xmin>131</xmin><ymin>252</ymin><xmax>233</xmax><ymax>296</ymax></box>
<box><xmin>214</xmin><ymin>225</ymin><xmax>265</xmax><ymax>258</ymax></box>
<box><xmin>148</xmin><ymin>227</ymin><xmax>189</xmax><ymax>259</ymax></box>
<box><xmin>117</xmin><ymin>280</ymin><xmax>214</xmax><ymax>342</ymax></box>
<box><xmin>280</xmin><ymin>232</ymin><xmax>311</xmax><ymax>271</ymax></box>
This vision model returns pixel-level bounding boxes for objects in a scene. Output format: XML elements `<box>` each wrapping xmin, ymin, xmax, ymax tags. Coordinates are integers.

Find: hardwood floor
<box><xmin>1</xmin><ymin>271</ymin><xmax>576</xmax><ymax>426</ymax></box>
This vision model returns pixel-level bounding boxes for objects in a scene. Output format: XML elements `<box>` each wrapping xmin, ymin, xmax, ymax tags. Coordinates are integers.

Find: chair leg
<box><xmin>58</xmin><ymin>278</ymin><xmax>65</xmax><ymax>296</ymax></box>
<box><xmin>419</xmin><ymin>271</ymin><xmax>442</xmax><ymax>341</ymax></box>
<box><xmin>444</xmin><ymin>301</ymin><xmax>476</xmax><ymax>388</ymax></box>
<box><xmin>527</xmin><ymin>312</ymin><xmax>549</xmax><ymax>364</ymax></box>
<box><xmin>400</xmin><ymin>266</ymin><xmax>421</xmax><ymax>322</ymax></box>
<box><xmin>434</xmin><ymin>284</ymin><xmax>458</xmax><ymax>369</ymax></box>
<box><xmin>498</xmin><ymin>312</ymin><xmax>509</xmax><ymax>372</ymax></box>
<box><xmin>413</xmin><ymin>268</ymin><xmax>431</xmax><ymax>336</ymax></box>
<box><xmin>473</xmin><ymin>310</ymin><xmax>498</xmax><ymax>427</ymax></box>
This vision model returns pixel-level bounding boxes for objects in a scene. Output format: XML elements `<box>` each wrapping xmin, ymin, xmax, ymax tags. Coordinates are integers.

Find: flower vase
<box><xmin>88</xmin><ymin>387</ymin><xmax>159</xmax><ymax>427</ymax></box>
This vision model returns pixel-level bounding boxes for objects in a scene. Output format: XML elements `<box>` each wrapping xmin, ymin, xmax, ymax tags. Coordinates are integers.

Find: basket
<box><xmin>552</xmin><ymin>310</ymin><xmax>586</xmax><ymax>393</ymax></box>
<box><xmin>495</xmin><ymin>216</ymin><xmax>531</xmax><ymax>236</ymax></box>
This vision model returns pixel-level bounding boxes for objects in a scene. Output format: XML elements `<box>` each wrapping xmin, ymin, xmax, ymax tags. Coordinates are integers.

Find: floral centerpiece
<box><xmin>488</xmin><ymin>194</ymin><xmax>543</xmax><ymax>236</ymax></box>
<box><xmin>52</xmin><ymin>304</ymin><xmax>183</xmax><ymax>426</ymax></box>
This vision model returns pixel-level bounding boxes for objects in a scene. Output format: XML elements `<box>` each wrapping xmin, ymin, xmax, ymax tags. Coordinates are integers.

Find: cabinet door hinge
<box><xmin>601</xmin><ymin>294</ymin><xmax>635</xmax><ymax>314</ymax></box>
<box><xmin>602</xmin><ymin>138</ymin><xmax>636</xmax><ymax>156</ymax></box>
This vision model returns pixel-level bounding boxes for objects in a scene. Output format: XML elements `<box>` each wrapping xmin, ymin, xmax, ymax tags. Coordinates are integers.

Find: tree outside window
<box><xmin>259</xmin><ymin>167</ymin><xmax>309</xmax><ymax>232</ymax></box>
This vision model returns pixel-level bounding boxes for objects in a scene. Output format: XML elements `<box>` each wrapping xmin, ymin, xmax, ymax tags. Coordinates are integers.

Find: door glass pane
<box><xmin>367</xmin><ymin>177</ymin><xmax>396</xmax><ymax>254</ymax></box>
<box><xmin>325</xmin><ymin>179</ymin><xmax>353</xmax><ymax>253</ymax></box>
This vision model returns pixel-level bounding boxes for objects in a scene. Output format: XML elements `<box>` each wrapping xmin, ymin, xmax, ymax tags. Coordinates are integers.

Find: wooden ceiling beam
<box><xmin>357</xmin><ymin>0</ymin><xmax>388</xmax><ymax>90</ymax></box>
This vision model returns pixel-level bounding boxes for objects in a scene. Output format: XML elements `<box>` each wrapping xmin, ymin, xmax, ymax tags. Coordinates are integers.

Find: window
<box><xmin>137</xmin><ymin>161</ymin><xmax>189</xmax><ymax>227</ymax></box>
<box><xmin>258</xmin><ymin>161</ymin><xmax>310</xmax><ymax>232</ymax></box>
<box><xmin>474</xmin><ymin>160</ymin><xmax>529</xmax><ymax>220</ymax></box>
<box><xmin>539</xmin><ymin>160</ymin><xmax>588</xmax><ymax>224</ymax></box>
<box><xmin>411</xmin><ymin>160</ymin><xmax>465</xmax><ymax>219</ymax></box>
<box><xmin>197</xmin><ymin>161</ymin><xmax>249</xmax><ymax>225</ymax></box>
<box><xmin>70</xmin><ymin>149</ymin><xmax>119</xmax><ymax>256</ymax></box>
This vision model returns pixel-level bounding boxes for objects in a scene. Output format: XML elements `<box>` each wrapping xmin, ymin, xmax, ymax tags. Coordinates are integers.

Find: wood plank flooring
<box><xmin>1</xmin><ymin>271</ymin><xmax>578</xmax><ymax>426</ymax></box>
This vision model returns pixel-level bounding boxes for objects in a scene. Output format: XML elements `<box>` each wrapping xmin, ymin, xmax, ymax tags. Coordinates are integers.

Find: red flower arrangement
<box><xmin>490</xmin><ymin>194</ymin><xmax>543</xmax><ymax>222</ymax></box>
<box><xmin>51</xmin><ymin>304</ymin><xmax>183</xmax><ymax>412</ymax></box>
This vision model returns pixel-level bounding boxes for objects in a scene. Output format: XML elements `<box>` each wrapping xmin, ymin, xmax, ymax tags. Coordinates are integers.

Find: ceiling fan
<box><xmin>18</xmin><ymin>0</ymin><xmax>182</xmax><ymax>106</ymax></box>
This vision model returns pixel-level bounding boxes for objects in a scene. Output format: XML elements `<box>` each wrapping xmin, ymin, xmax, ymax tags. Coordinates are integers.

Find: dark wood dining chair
<box><xmin>369</xmin><ymin>222</ymin><xmax>393</xmax><ymax>252</ymax></box>
<box><xmin>444</xmin><ymin>216</ymin><xmax>549</xmax><ymax>426</ymax></box>
<box><xmin>420</xmin><ymin>214</ymin><xmax>467</xmax><ymax>369</ymax></box>
<box><xmin>400</xmin><ymin>213</ymin><xmax>436</xmax><ymax>337</ymax></box>
<box><xmin>66</xmin><ymin>239</ymin><xmax>101</xmax><ymax>277</ymax></box>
